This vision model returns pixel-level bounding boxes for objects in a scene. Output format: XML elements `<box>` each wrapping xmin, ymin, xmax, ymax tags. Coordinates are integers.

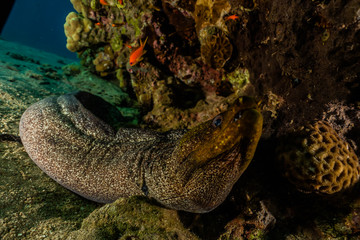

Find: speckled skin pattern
<box><xmin>19</xmin><ymin>92</ymin><xmax>263</xmax><ymax>213</ymax></box>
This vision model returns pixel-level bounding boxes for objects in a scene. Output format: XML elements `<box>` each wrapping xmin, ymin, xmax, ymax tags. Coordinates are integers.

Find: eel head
<box><xmin>165</xmin><ymin>96</ymin><xmax>263</xmax><ymax>212</ymax></box>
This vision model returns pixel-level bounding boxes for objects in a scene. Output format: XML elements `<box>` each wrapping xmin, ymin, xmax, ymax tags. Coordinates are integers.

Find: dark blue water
<box><xmin>1</xmin><ymin>0</ymin><xmax>78</xmax><ymax>60</ymax></box>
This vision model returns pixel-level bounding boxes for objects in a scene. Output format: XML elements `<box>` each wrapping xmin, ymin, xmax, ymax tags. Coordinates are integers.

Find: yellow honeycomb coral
<box><xmin>194</xmin><ymin>0</ymin><xmax>231</xmax><ymax>34</ymax></box>
<box><xmin>277</xmin><ymin>121</ymin><xmax>360</xmax><ymax>194</ymax></box>
<box><xmin>200</xmin><ymin>27</ymin><xmax>233</xmax><ymax>68</ymax></box>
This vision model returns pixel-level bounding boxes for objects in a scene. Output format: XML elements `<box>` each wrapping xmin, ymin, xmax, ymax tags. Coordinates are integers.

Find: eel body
<box><xmin>19</xmin><ymin>92</ymin><xmax>263</xmax><ymax>213</ymax></box>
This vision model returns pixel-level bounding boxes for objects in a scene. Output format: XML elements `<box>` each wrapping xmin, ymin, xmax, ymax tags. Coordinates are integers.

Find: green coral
<box><xmin>248</xmin><ymin>229</ymin><xmax>266</xmax><ymax>240</ymax></box>
<box><xmin>89</xmin><ymin>0</ymin><xmax>98</xmax><ymax>11</ymax></box>
<box><xmin>223</xmin><ymin>68</ymin><xmax>250</xmax><ymax>95</ymax></box>
<box><xmin>128</xmin><ymin>17</ymin><xmax>142</xmax><ymax>39</ymax></box>
<box><xmin>109</xmin><ymin>31</ymin><xmax>123</xmax><ymax>52</ymax></box>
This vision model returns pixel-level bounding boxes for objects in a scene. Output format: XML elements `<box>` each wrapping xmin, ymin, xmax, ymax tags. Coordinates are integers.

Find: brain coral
<box><xmin>277</xmin><ymin>120</ymin><xmax>360</xmax><ymax>195</ymax></box>
<box><xmin>199</xmin><ymin>27</ymin><xmax>233</xmax><ymax>68</ymax></box>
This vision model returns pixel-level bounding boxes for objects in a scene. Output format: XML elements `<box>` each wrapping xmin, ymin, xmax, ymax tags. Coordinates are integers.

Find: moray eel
<box><xmin>19</xmin><ymin>92</ymin><xmax>263</xmax><ymax>213</ymax></box>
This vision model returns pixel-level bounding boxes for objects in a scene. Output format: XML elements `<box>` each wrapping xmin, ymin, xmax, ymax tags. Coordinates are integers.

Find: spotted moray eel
<box><xmin>19</xmin><ymin>91</ymin><xmax>263</xmax><ymax>213</ymax></box>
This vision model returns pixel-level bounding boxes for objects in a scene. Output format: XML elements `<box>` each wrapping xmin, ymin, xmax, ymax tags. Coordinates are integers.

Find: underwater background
<box><xmin>0</xmin><ymin>0</ymin><xmax>360</xmax><ymax>239</ymax></box>
<box><xmin>1</xmin><ymin>0</ymin><xmax>77</xmax><ymax>60</ymax></box>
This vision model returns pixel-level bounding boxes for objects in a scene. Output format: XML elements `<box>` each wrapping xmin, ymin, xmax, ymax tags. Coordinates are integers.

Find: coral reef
<box><xmin>277</xmin><ymin>121</ymin><xmax>360</xmax><ymax>194</ymax></box>
<box><xmin>63</xmin><ymin>0</ymin><xmax>250</xmax><ymax>131</ymax></box>
<box><xmin>64</xmin><ymin>0</ymin><xmax>156</xmax><ymax>78</ymax></box>
<box><xmin>63</xmin><ymin>0</ymin><xmax>360</xmax><ymax>136</ymax></box>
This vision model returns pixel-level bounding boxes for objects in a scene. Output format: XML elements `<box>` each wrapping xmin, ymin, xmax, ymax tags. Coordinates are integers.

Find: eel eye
<box><xmin>234</xmin><ymin>110</ymin><xmax>244</xmax><ymax>122</ymax></box>
<box><xmin>212</xmin><ymin>115</ymin><xmax>223</xmax><ymax>127</ymax></box>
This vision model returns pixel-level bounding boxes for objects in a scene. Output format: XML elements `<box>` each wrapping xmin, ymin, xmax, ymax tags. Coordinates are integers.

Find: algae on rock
<box><xmin>67</xmin><ymin>197</ymin><xmax>200</xmax><ymax>240</ymax></box>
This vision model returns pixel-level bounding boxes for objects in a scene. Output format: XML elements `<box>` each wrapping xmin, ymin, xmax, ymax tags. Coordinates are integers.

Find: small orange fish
<box><xmin>100</xmin><ymin>0</ymin><xmax>109</xmax><ymax>6</ymax></box>
<box><xmin>225</xmin><ymin>15</ymin><xmax>239</xmax><ymax>21</ymax></box>
<box><xmin>129</xmin><ymin>37</ymin><xmax>148</xmax><ymax>66</ymax></box>
<box><xmin>112</xmin><ymin>23</ymin><xmax>124</xmax><ymax>27</ymax></box>
<box><xmin>118</xmin><ymin>0</ymin><xmax>123</xmax><ymax>5</ymax></box>
<box><xmin>95</xmin><ymin>22</ymin><xmax>103</xmax><ymax>26</ymax></box>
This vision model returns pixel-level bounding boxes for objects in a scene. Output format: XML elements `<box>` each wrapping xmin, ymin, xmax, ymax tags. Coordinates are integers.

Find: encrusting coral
<box><xmin>277</xmin><ymin>120</ymin><xmax>360</xmax><ymax>195</ymax></box>
<box><xmin>92</xmin><ymin>45</ymin><xmax>115</xmax><ymax>76</ymax></box>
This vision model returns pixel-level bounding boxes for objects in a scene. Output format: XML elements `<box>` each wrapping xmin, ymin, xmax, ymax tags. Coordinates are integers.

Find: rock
<box><xmin>67</xmin><ymin>197</ymin><xmax>199</xmax><ymax>240</ymax></box>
